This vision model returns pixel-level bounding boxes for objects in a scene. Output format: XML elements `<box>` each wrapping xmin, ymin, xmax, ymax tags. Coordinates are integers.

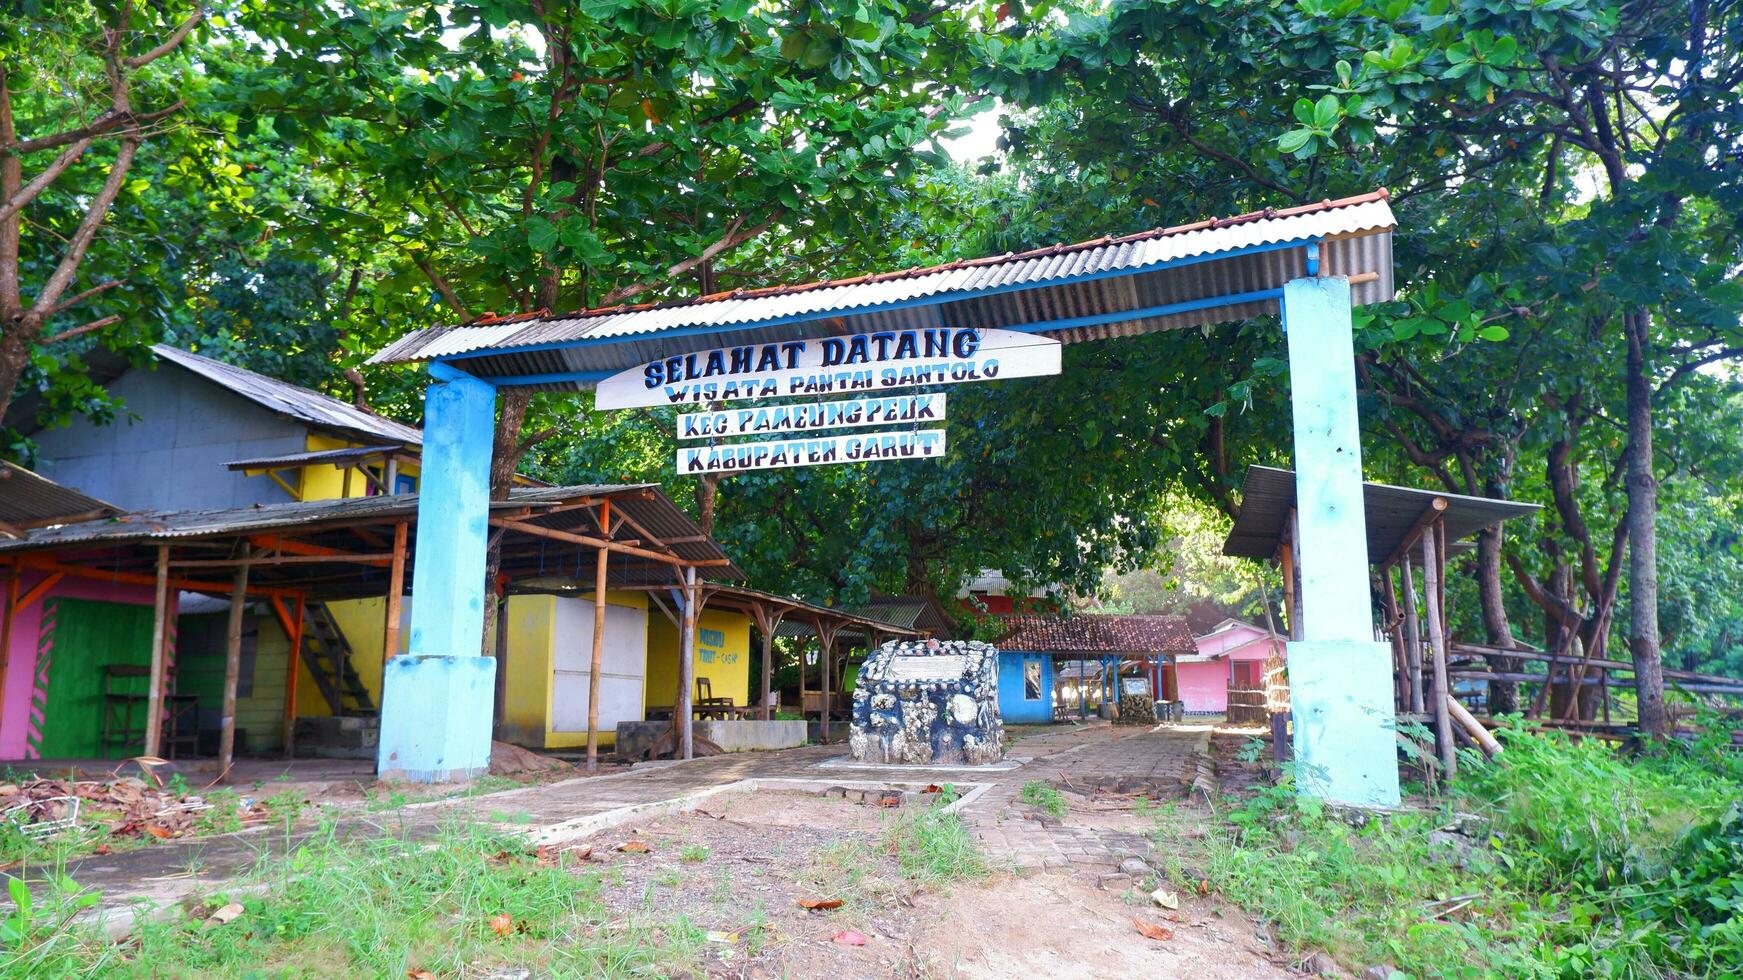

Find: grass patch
<box><xmin>16</xmin><ymin>819</ymin><xmax>708</xmax><ymax>978</ymax></box>
<box><xmin>1170</xmin><ymin>716</ymin><xmax>1743</xmax><ymax>978</ymax></box>
<box><xmin>1017</xmin><ymin>779</ymin><xmax>1067</xmax><ymax>819</ymax></box>
<box><xmin>679</xmin><ymin>843</ymin><xmax>710</xmax><ymax>863</ymax></box>
<box><xmin>884</xmin><ymin>789</ymin><xmax>988</xmax><ymax>885</ymax></box>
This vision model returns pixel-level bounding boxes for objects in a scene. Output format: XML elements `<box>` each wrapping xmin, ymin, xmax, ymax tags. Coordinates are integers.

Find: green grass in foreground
<box><xmin>1164</xmin><ymin>713</ymin><xmax>1743</xmax><ymax>979</ymax></box>
<box><xmin>5</xmin><ymin>820</ymin><xmax>704</xmax><ymax>979</ymax></box>
<box><xmin>3</xmin><ymin>793</ymin><xmax>990</xmax><ymax>977</ymax></box>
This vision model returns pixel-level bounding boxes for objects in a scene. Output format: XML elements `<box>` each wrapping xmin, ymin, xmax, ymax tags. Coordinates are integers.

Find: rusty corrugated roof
<box><xmin>0</xmin><ymin>462</ymin><xmax>120</xmax><ymax>535</ymax></box>
<box><xmin>367</xmin><ymin>191</ymin><xmax>1397</xmax><ymax>386</ymax></box>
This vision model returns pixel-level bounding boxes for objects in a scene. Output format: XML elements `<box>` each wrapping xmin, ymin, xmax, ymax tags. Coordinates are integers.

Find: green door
<box><xmin>33</xmin><ymin>598</ymin><xmax>156</xmax><ymax>759</ymax></box>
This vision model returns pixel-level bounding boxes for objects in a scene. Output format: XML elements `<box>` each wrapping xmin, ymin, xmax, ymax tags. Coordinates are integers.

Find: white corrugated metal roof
<box><xmin>369</xmin><ymin>191</ymin><xmax>1397</xmax><ymax>387</ymax></box>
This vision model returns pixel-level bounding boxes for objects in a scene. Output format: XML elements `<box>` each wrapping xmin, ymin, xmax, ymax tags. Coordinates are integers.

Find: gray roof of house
<box><xmin>153</xmin><ymin>345</ymin><xmax>424</xmax><ymax>447</ymax></box>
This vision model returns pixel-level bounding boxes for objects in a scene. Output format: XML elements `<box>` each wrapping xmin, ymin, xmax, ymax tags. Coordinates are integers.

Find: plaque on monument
<box><xmin>887</xmin><ymin>655</ymin><xmax>967</xmax><ymax>681</ymax></box>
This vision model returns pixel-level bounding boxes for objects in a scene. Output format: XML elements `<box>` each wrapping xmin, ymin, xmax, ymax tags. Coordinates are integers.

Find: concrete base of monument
<box><xmin>376</xmin><ymin>654</ymin><xmax>497</xmax><ymax>783</ymax></box>
<box><xmin>1286</xmin><ymin>638</ymin><xmax>1402</xmax><ymax>807</ymax></box>
<box><xmin>815</xmin><ymin>755</ymin><xmax>1030</xmax><ymax>773</ymax></box>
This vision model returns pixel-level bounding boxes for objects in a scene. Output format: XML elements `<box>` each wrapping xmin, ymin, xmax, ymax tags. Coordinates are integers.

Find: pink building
<box><xmin>1173</xmin><ymin>619</ymin><xmax>1286</xmax><ymax>714</ymax></box>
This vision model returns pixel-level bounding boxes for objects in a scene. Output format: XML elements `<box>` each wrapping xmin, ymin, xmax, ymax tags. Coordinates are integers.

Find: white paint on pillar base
<box><xmin>1287</xmin><ymin>639</ymin><xmax>1401</xmax><ymax>807</ymax></box>
<box><xmin>377</xmin><ymin>654</ymin><xmax>497</xmax><ymax>783</ymax></box>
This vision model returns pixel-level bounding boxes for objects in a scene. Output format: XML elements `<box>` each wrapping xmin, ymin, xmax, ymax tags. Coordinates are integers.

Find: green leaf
<box><xmin>1276</xmin><ymin>129</ymin><xmax>1313</xmax><ymax>153</ymax></box>
<box><xmin>1312</xmin><ymin>93</ymin><xmax>1339</xmax><ymax>129</ymax></box>
<box><xmin>1477</xmin><ymin>325</ymin><xmax>1510</xmax><ymax>342</ymax></box>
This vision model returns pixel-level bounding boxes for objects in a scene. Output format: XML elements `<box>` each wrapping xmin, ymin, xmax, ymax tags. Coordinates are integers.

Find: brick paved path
<box><xmin>27</xmin><ymin>721</ymin><xmax>1210</xmax><ymax>922</ymax></box>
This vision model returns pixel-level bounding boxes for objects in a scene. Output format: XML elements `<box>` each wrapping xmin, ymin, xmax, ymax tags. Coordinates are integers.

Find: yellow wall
<box><xmin>292</xmin><ymin>596</ymin><xmax>400</xmax><ymax>718</ymax></box>
<box><xmin>646</xmin><ymin>607</ymin><xmax>752</xmax><ymax>708</ymax></box>
<box><xmin>501</xmin><ymin>591</ymin><xmax>648</xmax><ymax>750</ymax></box>
<box><xmin>297</xmin><ymin>434</ymin><xmax>420</xmax><ymax>501</ymax></box>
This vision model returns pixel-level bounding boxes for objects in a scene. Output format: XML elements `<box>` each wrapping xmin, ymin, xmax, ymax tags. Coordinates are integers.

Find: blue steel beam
<box><xmin>429</xmin><ymin>238</ymin><xmax>1318</xmax><ymax>371</ymax></box>
<box><xmin>473</xmin><ymin>286</ymin><xmax>1289</xmax><ymax>389</ymax></box>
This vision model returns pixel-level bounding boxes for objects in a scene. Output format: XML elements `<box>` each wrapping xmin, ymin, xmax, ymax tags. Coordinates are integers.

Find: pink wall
<box><xmin>0</xmin><ymin>569</ymin><xmax>164</xmax><ymax>760</ymax></box>
<box><xmin>1176</xmin><ymin>623</ymin><xmax>1287</xmax><ymax>714</ymax></box>
<box><xmin>1176</xmin><ymin>660</ymin><xmax>1231</xmax><ymax>713</ymax></box>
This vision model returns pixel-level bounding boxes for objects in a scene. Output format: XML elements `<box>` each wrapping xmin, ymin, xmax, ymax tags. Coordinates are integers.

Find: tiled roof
<box><xmin>154</xmin><ymin>346</ymin><xmax>424</xmax><ymax>447</ymax></box>
<box><xmin>995</xmin><ymin>614</ymin><xmax>1195</xmax><ymax>654</ymax></box>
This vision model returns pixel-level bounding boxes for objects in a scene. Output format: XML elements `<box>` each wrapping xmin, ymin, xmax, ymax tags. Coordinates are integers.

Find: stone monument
<box><xmin>849</xmin><ymin>638</ymin><xmax>1005</xmax><ymax>765</ymax></box>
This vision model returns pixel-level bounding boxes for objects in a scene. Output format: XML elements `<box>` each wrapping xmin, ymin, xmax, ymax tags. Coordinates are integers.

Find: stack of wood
<box><xmin>1117</xmin><ymin>692</ymin><xmax>1157</xmax><ymax>725</ymax></box>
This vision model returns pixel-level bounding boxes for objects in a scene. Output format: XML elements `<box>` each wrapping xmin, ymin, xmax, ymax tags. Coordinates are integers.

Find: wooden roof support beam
<box><xmin>489</xmin><ymin>517</ymin><xmax>732</xmax><ymax>567</ymax></box>
<box><xmin>1383</xmin><ymin>496</ymin><xmax>1449</xmax><ymax>569</ymax></box>
<box><xmin>249</xmin><ymin>533</ymin><xmax>393</xmax><ymax>565</ymax></box>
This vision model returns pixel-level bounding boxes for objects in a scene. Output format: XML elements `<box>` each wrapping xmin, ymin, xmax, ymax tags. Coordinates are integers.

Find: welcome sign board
<box><xmin>676</xmin><ymin>430</ymin><xmax>947</xmax><ymax>475</ymax></box>
<box><xmin>676</xmin><ymin>393</ymin><xmax>945</xmax><ymax>440</ymax></box>
<box><xmin>596</xmin><ymin>327</ymin><xmax>1059</xmax><ymax>410</ymax></box>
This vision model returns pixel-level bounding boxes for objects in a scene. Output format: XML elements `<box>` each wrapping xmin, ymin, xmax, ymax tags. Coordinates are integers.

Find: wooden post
<box><xmin>818</xmin><ymin>621</ymin><xmax>838</xmax><ymax>744</ymax></box>
<box><xmin>281</xmin><ymin>593</ymin><xmax>305</xmax><ymax>758</ymax></box>
<box><xmin>0</xmin><ymin>561</ymin><xmax>17</xmax><ymax>731</ymax></box>
<box><xmin>383</xmin><ymin>520</ymin><xmax>408</xmax><ymax>662</ymax></box>
<box><xmin>219</xmin><ymin>545</ymin><xmax>251</xmax><ymax>779</ymax></box>
<box><xmin>756</xmin><ymin>606</ymin><xmax>784</xmax><ymax>721</ymax></box>
<box><xmin>1400</xmin><ymin>558</ymin><xmax>1425</xmax><ymax>713</ymax></box>
<box><xmin>1380</xmin><ymin>564</ymin><xmax>1405</xmax><ymax>710</ymax></box>
<box><xmin>1286</xmin><ymin>508</ymin><xmax>1305</xmax><ymax>642</ymax></box>
<box><xmin>1422</xmin><ymin>525</ymin><xmax>1455</xmax><ymax>777</ymax></box>
<box><xmin>679</xmin><ymin>565</ymin><xmax>697</xmax><ymax>760</ymax></box>
<box><xmin>1277</xmin><ymin>543</ymin><xmax>1298</xmax><ymax>641</ymax></box>
<box><xmin>144</xmin><ymin>545</ymin><xmax>171</xmax><ymax>758</ymax></box>
<box><xmin>586</xmin><ymin>501</ymin><xmax>611</xmax><ymax>771</ymax></box>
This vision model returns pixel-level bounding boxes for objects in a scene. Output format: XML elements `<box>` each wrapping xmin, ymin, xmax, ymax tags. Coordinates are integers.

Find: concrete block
<box><xmin>1288</xmin><ymin>639</ymin><xmax>1401</xmax><ymax>807</ymax></box>
<box><xmin>377</xmin><ymin>655</ymin><xmax>496</xmax><ymax>782</ymax></box>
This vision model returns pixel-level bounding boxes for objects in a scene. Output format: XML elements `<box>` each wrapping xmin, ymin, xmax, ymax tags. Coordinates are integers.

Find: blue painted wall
<box><xmin>996</xmin><ymin>651</ymin><xmax>1053</xmax><ymax>724</ymax></box>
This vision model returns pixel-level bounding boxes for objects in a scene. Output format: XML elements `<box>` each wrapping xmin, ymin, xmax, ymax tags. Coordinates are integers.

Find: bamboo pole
<box><xmin>144</xmin><ymin>545</ymin><xmax>171</xmax><ymax>758</ymax></box>
<box><xmin>679</xmin><ymin>565</ymin><xmax>697</xmax><ymax>760</ymax></box>
<box><xmin>1380</xmin><ymin>563</ymin><xmax>1406</xmax><ymax>709</ymax></box>
<box><xmin>818</xmin><ymin>622</ymin><xmax>836</xmax><ymax>744</ymax></box>
<box><xmin>1286</xmin><ymin>508</ymin><xmax>1304</xmax><ymax>642</ymax></box>
<box><xmin>1400</xmin><ymin>557</ymin><xmax>1426</xmax><ymax>713</ymax></box>
<box><xmin>1422</xmin><ymin>525</ymin><xmax>1455</xmax><ymax>776</ymax></box>
<box><xmin>281</xmin><ymin>593</ymin><xmax>305</xmax><ymax>758</ymax></box>
<box><xmin>586</xmin><ymin>501</ymin><xmax>611</xmax><ymax>772</ymax></box>
<box><xmin>1445</xmin><ymin>696</ymin><xmax>1502</xmax><ymax>758</ymax></box>
<box><xmin>383</xmin><ymin>520</ymin><xmax>408</xmax><ymax>661</ymax></box>
<box><xmin>219</xmin><ymin>545</ymin><xmax>251</xmax><ymax>780</ymax></box>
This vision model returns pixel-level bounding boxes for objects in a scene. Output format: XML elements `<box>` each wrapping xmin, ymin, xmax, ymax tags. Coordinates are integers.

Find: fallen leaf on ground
<box><xmin>1196</xmin><ymin>878</ymin><xmax>1211</xmax><ymax>895</ymax></box>
<box><xmin>488</xmin><ymin>913</ymin><xmax>514</xmax><ymax>936</ymax></box>
<box><xmin>1132</xmin><ymin>916</ymin><xmax>1174</xmax><ymax>942</ymax></box>
<box><xmin>706</xmin><ymin>930</ymin><xmax>739</xmax><ymax>944</ymax></box>
<box><xmin>203</xmin><ymin>902</ymin><xmax>245</xmax><ymax>927</ymax></box>
<box><xmin>1151</xmin><ymin>888</ymin><xmax>1179</xmax><ymax>910</ymax></box>
<box><xmin>616</xmin><ymin>840</ymin><xmax>651</xmax><ymax>853</ymax></box>
<box><xmin>922</xmin><ymin>784</ymin><xmax>942</xmax><ymax>794</ymax></box>
<box><xmin>798</xmin><ymin>898</ymin><xmax>843</xmax><ymax>911</ymax></box>
<box><xmin>145</xmin><ymin>825</ymin><xmax>174</xmax><ymax>840</ymax></box>
<box><xmin>407</xmin><ymin>971</ymin><xmax>435</xmax><ymax>979</ymax></box>
<box><xmin>830</xmin><ymin>929</ymin><xmax>868</xmax><ymax>946</ymax></box>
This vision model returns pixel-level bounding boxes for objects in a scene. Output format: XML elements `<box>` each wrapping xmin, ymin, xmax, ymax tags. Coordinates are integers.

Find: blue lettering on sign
<box><xmin>700</xmin><ymin>648</ymin><xmax>717</xmax><ymax>664</ymax></box>
<box><xmin>641</xmin><ymin>328</ymin><xmax>983</xmax><ymax>388</ymax></box>
<box><xmin>700</xmin><ymin>628</ymin><xmax>725</xmax><ymax>647</ymax></box>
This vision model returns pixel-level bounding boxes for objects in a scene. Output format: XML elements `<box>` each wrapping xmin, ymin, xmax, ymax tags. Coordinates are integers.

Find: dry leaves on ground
<box><xmin>830</xmin><ymin>929</ymin><xmax>868</xmax><ymax>946</ymax></box>
<box><xmin>798</xmin><ymin>898</ymin><xmax>844</xmax><ymax>911</ymax></box>
<box><xmin>616</xmin><ymin>840</ymin><xmax>652</xmax><ymax>854</ymax></box>
<box><xmin>488</xmin><ymin>913</ymin><xmax>514</xmax><ymax>937</ymax></box>
<box><xmin>1132</xmin><ymin>916</ymin><xmax>1175</xmax><ymax>942</ymax></box>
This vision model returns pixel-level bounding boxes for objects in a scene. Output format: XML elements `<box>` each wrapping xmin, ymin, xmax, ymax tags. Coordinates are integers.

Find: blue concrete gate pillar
<box><xmin>377</xmin><ymin>363</ymin><xmax>498</xmax><ymax>782</ymax></box>
<box><xmin>1281</xmin><ymin>276</ymin><xmax>1401</xmax><ymax>807</ymax></box>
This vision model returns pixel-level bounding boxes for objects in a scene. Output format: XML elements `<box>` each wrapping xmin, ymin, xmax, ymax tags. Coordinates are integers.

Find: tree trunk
<box><xmin>693</xmin><ymin>473</ymin><xmax>719</xmax><ymax>536</ymax></box>
<box><xmin>1624</xmin><ymin>310</ymin><xmax>1669</xmax><ymax>738</ymax></box>
<box><xmin>1475</xmin><ymin>526</ymin><xmax>1521</xmax><ymax>714</ymax></box>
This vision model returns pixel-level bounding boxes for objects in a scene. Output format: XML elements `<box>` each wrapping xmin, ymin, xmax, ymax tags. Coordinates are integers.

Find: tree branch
<box><xmin>0</xmin><ymin>138</ymin><xmax>92</xmax><ymax>223</ymax></box>
<box><xmin>123</xmin><ymin>6</ymin><xmax>206</xmax><ymax>69</ymax></box>
<box><xmin>414</xmin><ymin>257</ymin><xmax>468</xmax><ymax>319</ymax></box>
<box><xmin>26</xmin><ymin>138</ymin><xmax>139</xmax><ymax>321</ymax></box>
<box><xmin>45</xmin><ymin>279</ymin><xmax>122</xmax><ymax>317</ymax></box>
<box><xmin>45</xmin><ymin>313</ymin><xmax>121</xmax><ymax>344</ymax></box>
<box><xmin>599</xmin><ymin>210</ymin><xmax>784</xmax><ymax>307</ymax></box>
